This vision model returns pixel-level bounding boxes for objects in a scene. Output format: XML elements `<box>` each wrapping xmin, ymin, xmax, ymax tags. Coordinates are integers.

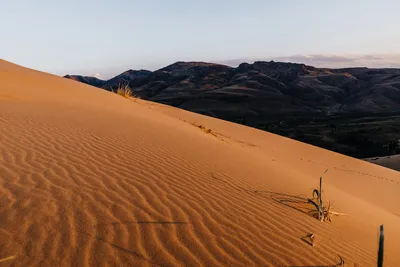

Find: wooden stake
<box><xmin>378</xmin><ymin>225</ymin><xmax>384</xmax><ymax>267</ymax></box>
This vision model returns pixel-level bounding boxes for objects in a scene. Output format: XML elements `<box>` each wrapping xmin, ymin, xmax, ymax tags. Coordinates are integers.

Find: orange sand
<box><xmin>0</xmin><ymin>59</ymin><xmax>399</xmax><ymax>266</ymax></box>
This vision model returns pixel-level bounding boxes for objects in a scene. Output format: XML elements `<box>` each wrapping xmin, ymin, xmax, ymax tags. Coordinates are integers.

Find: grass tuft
<box><xmin>195</xmin><ymin>124</ymin><xmax>215</xmax><ymax>135</ymax></box>
<box><xmin>114</xmin><ymin>84</ymin><xmax>140</xmax><ymax>101</ymax></box>
<box><xmin>115</xmin><ymin>84</ymin><xmax>132</xmax><ymax>98</ymax></box>
<box><xmin>307</xmin><ymin>170</ymin><xmax>347</xmax><ymax>222</ymax></box>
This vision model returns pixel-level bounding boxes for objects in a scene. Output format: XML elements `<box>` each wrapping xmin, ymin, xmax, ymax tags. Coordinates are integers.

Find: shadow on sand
<box><xmin>115</xmin><ymin>221</ymin><xmax>189</xmax><ymax>225</ymax></box>
<box><xmin>96</xmin><ymin>221</ymin><xmax>191</xmax><ymax>227</ymax></box>
<box><xmin>71</xmin><ymin>226</ymin><xmax>162</xmax><ymax>266</ymax></box>
<box><xmin>285</xmin><ymin>255</ymin><xmax>345</xmax><ymax>267</ymax></box>
<box><xmin>71</xmin><ymin>222</ymin><xmax>188</xmax><ymax>266</ymax></box>
<box><xmin>268</xmin><ymin>192</ymin><xmax>319</xmax><ymax>220</ymax></box>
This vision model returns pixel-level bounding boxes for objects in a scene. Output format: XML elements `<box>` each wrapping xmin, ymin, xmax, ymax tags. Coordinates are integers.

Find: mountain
<box><xmin>64</xmin><ymin>74</ymin><xmax>105</xmax><ymax>87</ymax></box>
<box><xmin>104</xmin><ymin>69</ymin><xmax>152</xmax><ymax>88</ymax></box>
<box><xmin>65</xmin><ymin>61</ymin><xmax>400</xmax><ymax>161</ymax></box>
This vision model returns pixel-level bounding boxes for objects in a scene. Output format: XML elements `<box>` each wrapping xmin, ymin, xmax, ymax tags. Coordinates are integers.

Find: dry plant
<box><xmin>192</xmin><ymin>123</ymin><xmax>217</xmax><ymax>136</ymax></box>
<box><xmin>198</xmin><ymin>124</ymin><xmax>213</xmax><ymax>134</ymax></box>
<box><xmin>0</xmin><ymin>255</ymin><xmax>16</xmax><ymax>263</ymax></box>
<box><xmin>301</xmin><ymin>233</ymin><xmax>315</xmax><ymax>247</ymax></box>
<box><xmin>114</xmin><ymin>84</ymin><xmax>140</xmax><ymax>101</ymax></box>
<box><xmin>307</xmin><ymin>169</ymin><xmax>347</xmax><ymax>222</ymax></box>
<box><xmin>130</xmin><ymin>94</ymin><xmax>141</xmax><ymax>102</ymax></box>
<box><xmin>114</xmin><ymin>83</ymin><xmax>132</xmax><ymax>98</ymax></box>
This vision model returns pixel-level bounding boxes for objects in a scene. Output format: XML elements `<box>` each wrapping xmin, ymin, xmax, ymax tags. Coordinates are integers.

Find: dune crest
<box><xmin>0</xmin><ymin>59</ymin><xmax>399</xmax><ymax>266</ymax></box>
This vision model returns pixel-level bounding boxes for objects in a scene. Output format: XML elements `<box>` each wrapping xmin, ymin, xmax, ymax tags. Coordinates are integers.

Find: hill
<box><xmin>365</xmin><ymin>154</ymin><xmax>400</xmax><ymax>171</ymax></box>
<box><xmin>65</xmin><ymin>61</ymin><xmax>400</xmax><ymax>165</ymax></box>
<box><xmin>2</xmin><ymin>58</ymin><xmax>400</xmax><ymax>266</ymax></box>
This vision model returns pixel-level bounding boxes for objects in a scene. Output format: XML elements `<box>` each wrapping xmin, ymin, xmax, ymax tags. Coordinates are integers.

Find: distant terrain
<box><xmin>365</xmin><ymin>154</ymin><xmax>400</xmax><ymax>171</ymax></box>
<box><xmin>65</xmin><ymin>61</ymin><xmax>400</xmax><ymax>163</ymax></box>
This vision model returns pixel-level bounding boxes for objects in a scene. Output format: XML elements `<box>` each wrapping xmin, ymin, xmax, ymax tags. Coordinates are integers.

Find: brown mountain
<box><xmin>65</xmin><ymin>61</ymin><xmax>400</xmax><ymax>164</ymax></box>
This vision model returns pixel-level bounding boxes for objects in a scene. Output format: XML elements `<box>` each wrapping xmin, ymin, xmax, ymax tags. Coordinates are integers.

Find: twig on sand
<box><xmin>0</xmin><ymin>255</ymin><xmax>16</xmax><ymax>263</ymax></box>
<box><xmin>301</xmin><ymin>233</ymin><xmax>315</xmax><ymax>247</ymax></box>
<box><xmin>337</xmin><ymin>255</ymin><xmax>345</xmax><ymax>266</ymax></box>
<box><xmin>329</xmin><ymin>211</ymin><xmax>347</xmax><ymax>216</ymax></box>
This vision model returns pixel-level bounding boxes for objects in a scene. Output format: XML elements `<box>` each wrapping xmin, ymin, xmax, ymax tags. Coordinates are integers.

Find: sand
<box><xmin>0</xmin><ymin>59</ymin><xmax>399</xmax><ymax>266</ymax></box>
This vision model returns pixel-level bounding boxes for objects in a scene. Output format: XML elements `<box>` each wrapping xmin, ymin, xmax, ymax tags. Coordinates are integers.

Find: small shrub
<box><xmin>193</xmin><ymin>123</ymin><xmax>217</xmax><ymax>136</ymax></box>
<box><xmin>113</xmin><ymin>84</ymin><xmax>141</xmax><ymax>102</ymax></box>
<box><xmin>308</xmin><ymin>170</ymin><xmax>346</xmax><ymax>222</ymax></box>
<box><xmin>198</xmin><ymin>124</ymin><xmax>211</xmax><ymax>133</ymax></box>
<box><xmin>114</xmin><ymin>84</ymin><xmax>132</xmax><ymax>98</ymax></box>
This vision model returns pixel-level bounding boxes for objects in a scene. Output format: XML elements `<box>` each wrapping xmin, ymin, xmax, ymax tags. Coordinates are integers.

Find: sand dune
<box><xmin>0</xmin><ymin>59</ymin><xmax>399</xmax><ymax>266</ymax></box>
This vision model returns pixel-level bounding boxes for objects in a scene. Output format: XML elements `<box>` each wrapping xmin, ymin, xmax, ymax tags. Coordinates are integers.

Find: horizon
<box><xmin>1</xmin><ymin>0</ymin><xmax>400</xmax><ymax>79</ymax></box>
<box><xmin>63</xmin><ymin>56</ymin><xmax>400</xmax><ymax>81</ymax></box>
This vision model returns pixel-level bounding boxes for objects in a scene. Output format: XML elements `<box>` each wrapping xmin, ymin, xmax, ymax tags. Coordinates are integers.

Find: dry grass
<box><xmin>307</xmin><ymin>170</ymin><xmax>346</xmax><ymax>222</ymax></box>
<box><xmin>114</xmin><ymin>84</ymin><xmax>132</xmax><ymax>98</ymax></box>
<box><xmin>114</xmin><ymin>84</ymin><xmax>140</xmax><ymax>101</ymax></box>
<box><xmin>192</xmin><ymin>123</ymin><xmax>217</xmax><ymax>136</ymax></box>
<box><xmin>0</xmin><ymin>256</ymin><xmax>16</xmax><ymax>263</ymax></box>
<box><xmin>198</xmin><ymin>124</ymin><xmax>213</xmax><ymax>134</ymax></box>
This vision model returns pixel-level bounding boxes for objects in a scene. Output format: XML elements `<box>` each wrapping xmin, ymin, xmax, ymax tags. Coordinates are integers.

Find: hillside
<box><xmin>66</xmin><ymin>61</ymin><xmax>400</xmax><ymax>164</ymax></box>
<box><xmin>2</xmin><ymin>58</ymin><xmax>400</xmax><ymax>266</ymax></box>
<box><xmin>365</xmin><ymin>154</ymin><xmax>400</xmax><ymax>171</ymax></box>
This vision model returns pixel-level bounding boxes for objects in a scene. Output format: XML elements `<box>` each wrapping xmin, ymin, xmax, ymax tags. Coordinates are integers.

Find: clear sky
<box><xmin>1</xmin><ymin>0</ymin><xmax>400</xmax><ymax>79</ymax></box>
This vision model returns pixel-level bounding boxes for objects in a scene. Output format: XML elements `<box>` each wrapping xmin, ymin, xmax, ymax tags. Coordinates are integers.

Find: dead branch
<box><xmin>0</xmin><ymin>255</ymin><xmax>16</xmax><ymax>263</ymax></box>
<box><xmin>308</xmin><ymin>169</ymin><xmax>346</xmax><ymax>222</ymax></box>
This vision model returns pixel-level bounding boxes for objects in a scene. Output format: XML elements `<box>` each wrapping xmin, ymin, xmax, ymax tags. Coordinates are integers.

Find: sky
<box><xmin>1</xmin><ymin>0</ymin><xmax>400</xmax><ymax>79</ymax></box>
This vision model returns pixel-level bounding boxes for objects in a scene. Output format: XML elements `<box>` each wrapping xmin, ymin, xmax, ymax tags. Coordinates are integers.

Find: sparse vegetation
<box><xmin>114</xmin><ymin>84</ymin><xmax>140</xmax><ymax>101</ymax></box>
<box><xmin>114</xmin><ymin>83</ymin><xmax>132</xmax><ymax>98</ymax></box>
<box><xmin>198</xmin><ymin>124</ymin><xmax>213</xmax><ymax>134</ymax></box>
<box><xmin>191</xmin><ymin>123</ymin><xmax>218</xmax><ymax>137</ymax></box>
<box><xmin>307</xmin><ymin>170</ymin><xmax>346</xmax><ymax>222</ymax></box>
